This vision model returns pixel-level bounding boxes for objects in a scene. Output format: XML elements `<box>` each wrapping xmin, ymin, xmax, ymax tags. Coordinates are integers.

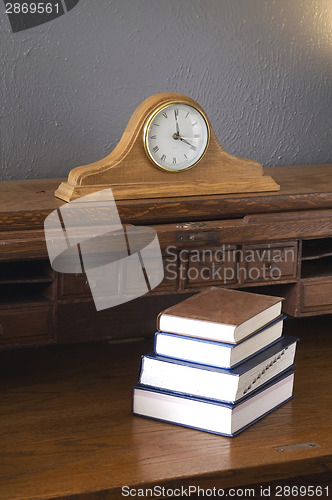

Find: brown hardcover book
<box><xmin>157</xmin><ymin>287</ymin><xmax>283</xmax><ymax>344</ymax></box>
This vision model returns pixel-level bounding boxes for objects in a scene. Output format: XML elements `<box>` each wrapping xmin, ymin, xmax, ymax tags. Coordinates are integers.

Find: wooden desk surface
<box><xmin>1</xmin><ymin>164</ymin><xmax>332</xmax><ymax>230</ymax></box>
<box><xmin>0</xmin><ymin>317</ymin><xmax>331</xmax><ymax>499</ymax></box>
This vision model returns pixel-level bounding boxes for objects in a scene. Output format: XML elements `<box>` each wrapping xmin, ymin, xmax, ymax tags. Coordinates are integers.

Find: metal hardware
<box><xmin>274</xmin><ymin>442</ymin><xmax>319</xmax><ymax>453</ymax></box>
<box><xmin>176</xmin><ymin>222</ymin><xmax>205</xmax><ymax>229</ymax></box>
<box><xmin>176</xmin><ymin>231</ymin><xmax>219</xmax><ymax>243</ymax></box>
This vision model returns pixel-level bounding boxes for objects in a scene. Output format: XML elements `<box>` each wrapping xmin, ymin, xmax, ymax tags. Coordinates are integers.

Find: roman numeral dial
<box><xmin>144</xmin><ymin>101</ymin><xmax>210</xmax><ymax>172</ymax></box>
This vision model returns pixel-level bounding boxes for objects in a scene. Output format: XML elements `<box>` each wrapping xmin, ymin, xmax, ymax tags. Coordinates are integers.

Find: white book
<box><xmin>140</xmin><ymin>336</ymin><xmax>297</xmax><ymax>403</ymax></box>
<box><xmin>133</xmin><ymin>370</ymin><xmax>295</xmax><ymax>437</ymax></box>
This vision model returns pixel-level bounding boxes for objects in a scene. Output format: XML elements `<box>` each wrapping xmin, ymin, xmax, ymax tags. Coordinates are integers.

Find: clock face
<box><xmin>144</xmin><ymin>102</ymin><xmax>210</xmax><ymax>172</ymax></box>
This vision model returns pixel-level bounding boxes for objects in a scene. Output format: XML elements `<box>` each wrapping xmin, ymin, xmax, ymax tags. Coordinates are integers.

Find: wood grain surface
<box><xmin>1</xmin><ymin>165</ymin><xmax>332</xmax><ymax>230</ymax></box>
<box><xmin>0</xmin><ymin>316</ymin><xmax>331</xmax><ymax>499</ymax></box>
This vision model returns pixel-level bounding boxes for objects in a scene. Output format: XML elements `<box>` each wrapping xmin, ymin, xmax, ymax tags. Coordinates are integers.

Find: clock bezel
<box><xmin>143</xmin><ymin>99</ymin><xmax>211</xmax><ymax>173</ymax></box>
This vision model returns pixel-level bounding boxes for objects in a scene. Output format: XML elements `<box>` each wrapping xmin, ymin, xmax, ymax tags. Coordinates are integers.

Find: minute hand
<box><xmin>180</xmin><ymin>137</ymin><xmax>195</xmax><ymax>148</ymax></box>
<box><xmin>174</xmin><ymin>110</ymin><xmax>180</xmax><ymax>135</ymax></box>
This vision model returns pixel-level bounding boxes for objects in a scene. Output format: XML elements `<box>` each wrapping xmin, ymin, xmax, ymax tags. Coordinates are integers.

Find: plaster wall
<box><xmin>0</xmin><ymin>0</ymin><xmax>331</xmax><ymax>180</ymax></box>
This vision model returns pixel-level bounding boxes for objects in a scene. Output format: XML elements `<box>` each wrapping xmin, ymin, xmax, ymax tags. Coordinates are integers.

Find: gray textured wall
<box><xmin>0</xmin><ymin>0</ymin><xmax>331</xmax><ymax>181</ymax></box>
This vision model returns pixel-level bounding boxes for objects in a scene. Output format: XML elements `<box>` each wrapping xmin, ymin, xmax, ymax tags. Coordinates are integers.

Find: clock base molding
<box><xmin>55</xmin><ymin>175</ymin><xmax>279</xmax><ymax>201</ymax></box>
<box><xmin>54</xmin><ymin>92</ymin><xmax>279</xmax><ymax>202</ymax></box>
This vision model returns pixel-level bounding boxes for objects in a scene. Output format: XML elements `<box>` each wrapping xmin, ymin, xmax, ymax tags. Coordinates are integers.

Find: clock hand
<box><xmin>174</xmin><ymin>110</ymin><xmax>180</xmax><ymax>135</ymax></box>
<box><xmin>172</xmin><ymin>133</ymin><xmax>196</xmax><ymax>148</ymax></box>
<box><xmin>180</xmin><ymin>137</ymin><xmax>195</xmax><ymax>148</ymax></box>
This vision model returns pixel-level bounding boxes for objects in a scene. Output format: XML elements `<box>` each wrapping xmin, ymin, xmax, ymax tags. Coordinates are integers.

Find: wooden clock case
<box><xmin>55</xmin><ymin>92</ymin><xmax>279</xmax><ymax>202</ymax></box>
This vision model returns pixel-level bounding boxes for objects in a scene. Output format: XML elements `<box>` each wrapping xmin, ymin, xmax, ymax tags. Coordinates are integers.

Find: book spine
<box><xmin>156</xmin><ymin>312</ymin><xmax>162</xmax><ymax>332</ymax></box>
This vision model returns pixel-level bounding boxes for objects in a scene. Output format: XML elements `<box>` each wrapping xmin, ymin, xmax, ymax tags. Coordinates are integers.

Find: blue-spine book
<box><xmin>133</xmin><ymin>369</ymin><xmax>295</xmax><ymax>437</ymax></box>
<box><xmin>154</xmin><ymin>315</ymin><xmax>286</xmax><ymax>369</ymax></box>
<box><xmin>140</xmin><ymin>335</ymin><xmax>298</xmax><ymax>403</ymax></box>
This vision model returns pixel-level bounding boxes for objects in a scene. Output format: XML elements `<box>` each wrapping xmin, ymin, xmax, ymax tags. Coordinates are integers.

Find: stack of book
<box><xmin>133</xmin><ymin>287</ymin><xmax>298</xmax><ymax>437</ymax></box>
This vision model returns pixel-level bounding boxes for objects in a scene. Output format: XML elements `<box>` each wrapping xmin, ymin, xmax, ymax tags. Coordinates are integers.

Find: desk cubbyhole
<box><xmin>301</xmin><ymin>239</ymin><xmax>332</xmax><ymax>278</ymax></box>
<box><xmin>302</xmin><ymin>238</ymin><xmax>332</xmax><ymax>260</ymax></box>
<box><xmin>0</xmin><ymin>283</ymin><xmax>54</xmax><ymax>307</ymax></box>
<box><xmin>301</xmin><ymin>255</ymin><xmax>332</xmax><ymax>279</ymax></box>
<box><xmin>0</xmin><ymin>260</ymin><xmax>54</xmax><ymax>285</ymax></box>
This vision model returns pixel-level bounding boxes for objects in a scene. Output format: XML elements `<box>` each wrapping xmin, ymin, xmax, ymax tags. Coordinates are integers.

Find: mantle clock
<box><xmin>55</xmin><ymin>92</ymin><xmax>279</xmax><ymax>201</ymax></box>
